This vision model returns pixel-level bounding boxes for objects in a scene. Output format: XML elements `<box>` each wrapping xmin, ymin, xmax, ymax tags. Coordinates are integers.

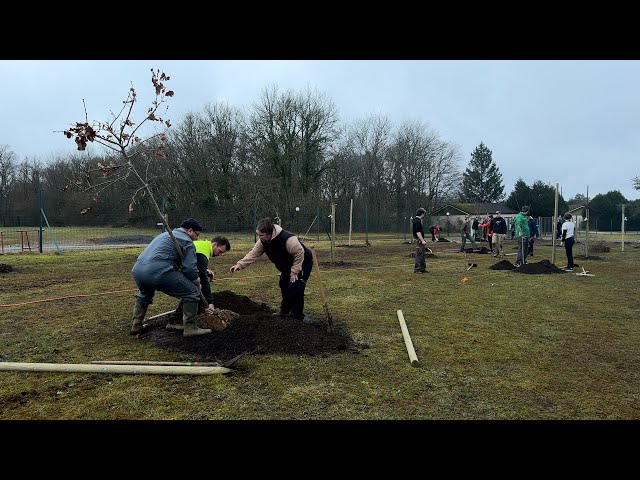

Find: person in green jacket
<box><xmin>514</xmin><ymin>206</ymin><xmax>531</xmax><ymax>267</ymax></box>
<box><xmin>166</xmin><ymin>235</ymin><xmax>231</xmax><ymax>331</ymax></box>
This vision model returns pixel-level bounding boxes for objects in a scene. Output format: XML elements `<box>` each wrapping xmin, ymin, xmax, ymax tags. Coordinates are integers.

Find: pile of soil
<box><xmin>138</xmin><ymin>290</ymin><xmax>356</xmax><ymax>363</ymax></box>
<box><xmin>514</xmin><ymin>259</ymin><xmax>572</xmax><ymax>274</ymax></box>
<box><xmin>588</xmin><ymin>242</ymin><xmax>610</xmax><ymax>253</ymax></box>
<box><xmin>0</xmin><ymin>264</ymin><xmax>13</xmax><ymax>273</ymax></box>
<box><xmin>490</xmin><ymin>259</ymin><xmax>570</xmax><ymax>274</ymax></box>
<box><xmin>434</xmin><ymin>238</ymin><xmax>451</xmax><ymax>242</ymax></box>
<box><xmin>489</xmin><ymin>260</ymin><xmax>515</xmax><ymax>270</ymax></box>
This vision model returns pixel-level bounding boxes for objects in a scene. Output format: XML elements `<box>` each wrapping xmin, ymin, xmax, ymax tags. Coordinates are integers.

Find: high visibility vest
<box><xmin>193</xmin><ymin>239</ymin><xmax>212</xmax><ymax>259</ymax></box>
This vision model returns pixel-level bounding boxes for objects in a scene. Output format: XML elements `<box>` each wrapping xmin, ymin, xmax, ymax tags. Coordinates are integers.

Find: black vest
<box><xmin>262</xmin><ymin>229</ymin><xmax>312</xmax><ymax>273</ymax></box>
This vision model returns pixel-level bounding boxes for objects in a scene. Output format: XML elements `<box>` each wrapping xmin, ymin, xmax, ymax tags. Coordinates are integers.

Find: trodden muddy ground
<box><xmin>135</xmin><ymin>290</ymin><xmax>358</xmax><ymax>364</ymax></box>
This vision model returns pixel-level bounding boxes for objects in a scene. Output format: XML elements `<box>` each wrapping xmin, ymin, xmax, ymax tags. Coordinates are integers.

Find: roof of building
<box><xmin>430</xmin><ymin>203</ymin><xmax>519</xmax><ymax>216</ymax></box>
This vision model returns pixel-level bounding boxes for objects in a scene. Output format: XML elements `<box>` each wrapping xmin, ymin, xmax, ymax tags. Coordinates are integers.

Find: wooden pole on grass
<box><xmin>396</xmin><ymin>310</ymin><xmax>419</xmax><ymax>367</ymax></box>
<box><xmin>330</xmin><ymin>201</ymin><xmax>336</xmax><ymax>263</ymax></box>
<box><xmin>0</xmin><ymin>361</ymin><xmax>232</xmax><ymax>375</ymax></box>
<box><xmin>311</xmin><ymin>246</ymin><xmax>334</xmax><ymax>334</ymax></box>
<box><xmin>348</xmin><ymin>198</ymin><xmax>353</xmax><ymax>246</ymax></box>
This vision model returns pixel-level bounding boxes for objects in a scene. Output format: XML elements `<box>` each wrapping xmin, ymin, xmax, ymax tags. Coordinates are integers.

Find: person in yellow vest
<box><xmin>166</xmin><ymin>235</ymin><xmax>231</xmax><ymax>331</ymax></box>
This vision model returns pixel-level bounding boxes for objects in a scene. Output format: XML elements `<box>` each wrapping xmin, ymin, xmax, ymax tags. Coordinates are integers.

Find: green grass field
<box><xmin>1</xmin><ymin>236</ymin><xmax>639</xmax><ymax>419</ymax></box>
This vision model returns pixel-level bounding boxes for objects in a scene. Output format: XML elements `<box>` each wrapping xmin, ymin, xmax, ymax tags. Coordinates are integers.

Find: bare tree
<box><xmin>60</xmin><ymin>69</ymin><xmax>192</xmax><ymax>260</ymax></box>
<box><xmin>0</xmin><ymin>145</ymin><xmax>17</xmax><ymax>222</ymax></box>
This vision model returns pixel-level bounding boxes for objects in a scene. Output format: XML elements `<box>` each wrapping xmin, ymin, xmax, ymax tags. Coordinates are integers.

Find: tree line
<box><xmin>1</xmin><ymin>83</ymin><xmax>639</xmax><ymax>232</ymax></box>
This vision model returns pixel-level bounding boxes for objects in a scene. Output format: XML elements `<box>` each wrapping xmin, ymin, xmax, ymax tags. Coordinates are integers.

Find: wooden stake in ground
<box><xmin>311</xmin><ymin>246</ymin><xmax>334</xmax><ymax>334</ymax></box>
<box><xmin>0</xmin><ymin>361</ymin><xmax>232</xmax><ymax>375</ymax></box>
<box><xmin>396</xmin><ymin>310</ymin><xmax>419</xmax><ymax>367</ymax></box>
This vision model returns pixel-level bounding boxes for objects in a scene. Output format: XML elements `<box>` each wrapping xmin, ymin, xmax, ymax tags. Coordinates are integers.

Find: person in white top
<box><xmin>560</xmin><ymin>212</ymin><xmax>576</xmax><ymax>271</ymax></box>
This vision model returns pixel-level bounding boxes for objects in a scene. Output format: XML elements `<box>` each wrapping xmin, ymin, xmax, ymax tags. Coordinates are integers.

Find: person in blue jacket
<box><xmin>130</xmin><ymin>218</ymin><xmax>212</xmax><ymax>337</ymax></box>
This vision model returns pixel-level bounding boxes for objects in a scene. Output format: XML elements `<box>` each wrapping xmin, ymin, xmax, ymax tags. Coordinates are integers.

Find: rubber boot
<box><xmin>166</xmin><ymin>300</ymin><xmax>184</xmax><ymax>331</ymax></box>
<box><xmin>130</xmin><ymin>301</ymin><xmax>149</xmax><ymax>335</ymax></box>
<box><xmin>182</xmin><ymin>301</ymin><xmax>212</xmax><ymax>337</ymax></box>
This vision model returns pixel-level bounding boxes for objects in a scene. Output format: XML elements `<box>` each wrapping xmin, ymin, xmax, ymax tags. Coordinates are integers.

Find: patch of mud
<box><xmin>587</xmin><ymin>243</ymin><xmax>610</xmax><ymax>253</ymax></box>
<box><xmin>408</xmin><ymin>252</ymin><xmax>437</xmax><ymax>258</ymax></box>
<box><xmin>337</xmin><ymin>244</ymin><xmax>370</xmax><ymax>248</ymax></box>
<box><xmin>574</xmin><ymin>255</ymin><xmax>604</xmax><ymax>261</ymax></box>
<box><xmin>0</xmin><ymin>264</ymin><xmax>14</xmax><ymax>273</ymax></box>
<box><xmin>461</xmin><ymin>247</ymin><xmax>492</xmax><ymax>254</ymax></box>
<box><xmin>137</xmin><ymin>290</ymin><xmax>356</xmax><ymax>363</ymax></box>
<box><xmin>318</xmin><ymin>261</ymin><xmax>356</xmax><ymax>267</ymax></box>
<box><xmin>90</xmin><ymin>235</ymin><xmax>155</xmax><ymax>244</ymax></box>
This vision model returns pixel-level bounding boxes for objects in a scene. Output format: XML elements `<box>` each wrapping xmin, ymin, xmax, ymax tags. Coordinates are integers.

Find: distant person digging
<box><xmin>428</xmin><ymin>224</ymin><xmax>442</xmax><ymax>242</ymax></box>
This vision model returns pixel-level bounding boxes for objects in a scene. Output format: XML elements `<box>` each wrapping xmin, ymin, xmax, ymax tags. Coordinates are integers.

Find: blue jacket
<box><xmin>528</xmin><ymin>219</ymin><xmax>539</xmax><ymax>238</ymax></box>
<box><xmin>132</xmin><ymin>228</ymin><xmax>200</xmax><ymax>284</ymax></box>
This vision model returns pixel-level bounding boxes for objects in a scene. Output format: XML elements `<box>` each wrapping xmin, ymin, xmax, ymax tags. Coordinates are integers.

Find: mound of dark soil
<box><xmin>0</xmin><ymin>264</ymin><xmax>14</xmax><ymax>273</ymax></box>
<box><xmin>588</xmin><ymin>243</ymin><xmax>610</xmax><ymax>253</ymax></box>
<box><xmin>91</xmin><ymin>235</ymin><xmax>155</xmax><ymax>244</ymax></box>
<box><xmin>434</xmin><ymin>238</ymin><xmax>451</xmax><ymax>242</ymax></box>
<box><xmin>337</xmin><ymin>244</ymin><xmax>370</xmax><ymax>248</ymax></box>
<box><xmin>489</xmin><ymin>260</ymin><xmax>515</xmax><ymax>270</ymax></box>
<box><xmin>513</xmin><ymin>259</ymin><xmax>570</xmax><ymax>274</ymax></box>
<box><xmin>137</xmin><ymin>290</ymin><xmax>356</xmax><ymax>363</ymax></box>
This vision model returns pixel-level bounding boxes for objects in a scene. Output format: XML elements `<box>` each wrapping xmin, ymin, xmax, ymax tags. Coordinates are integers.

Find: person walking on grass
<box><xmin>229</xmin><ymin>217</ymin><xmax>312</xmax><ymax>321</ymax></box>
<box><xmin>491</xmin><ymin>211</ymin><xmax>507</xmax><ymax>257</ymax></box>
<box><xmin>165</xmin><ymin>235</ymin><xmax>231</xmax><ymax>331</ymax></box>
<box><xmin>560</xmin><ymin>212</ymin><xmax>576</xmax><ymax>271</ymax></box>
<box><xmin>413</xmin><ymin>208</ymin><xmax>428</xmax><ymax>273</ymax></box>
<box><xmin>459</xmin><ymin>214</ymin><xmax>477</xmax><ymax>252</ymax></box>
<box><xmin>514</xmin><ymin>206</ymin><xmax>531</xmax><ymax>267</ymax></box>
<box><xmin>130</xmin><ymin>218</ymin><xmax>212</xmax><ymax>338</ymax></box>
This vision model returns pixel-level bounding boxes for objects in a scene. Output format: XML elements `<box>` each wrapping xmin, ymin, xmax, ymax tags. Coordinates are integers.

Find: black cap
<box><xmin>180</xmin><ymin>218</ymin><xmax>203</xmax><ymax>231</ymax></box>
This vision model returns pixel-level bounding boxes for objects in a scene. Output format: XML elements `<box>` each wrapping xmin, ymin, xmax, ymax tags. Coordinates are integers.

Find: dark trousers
<box><xmin>414</xmin><ymin>242</ymin><xmax>426</xmax><ymax>272</ymax></box>
<box><xmin>516</xmin><ymin>236</ymin><xmax>529</xmax><ymax>264</ymax></box>
<box><xmin>564</xmin><ymin>237</ymin><xmax>575</xmax><ymax>268</ymax></box>
<box><xmin>528</xmin><ymin>237</ymin><xmax>535</xmax><ymax>254</ymax></box>
<box><xmin>278</xmin><ymin>260</ymin><xmax>313</xmax><ymax>319</ymax></box>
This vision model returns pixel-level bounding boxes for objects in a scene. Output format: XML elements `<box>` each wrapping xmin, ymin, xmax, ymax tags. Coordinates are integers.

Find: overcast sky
<box><xmin>1</xmin><ymin>60</ymin><xmax>639</xmax><ymax>201</ymax></box>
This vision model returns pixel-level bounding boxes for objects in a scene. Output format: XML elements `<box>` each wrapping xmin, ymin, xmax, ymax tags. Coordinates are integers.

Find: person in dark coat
<box><xmin>131</xmin><ymin>218</ymin><xmax>212</xmax><ymax>337</ymax></box>
<box><xmin>412</xmin><ymin>208</ymin><xmax>428</xmax><ymax>273</ymax></box>
<box><xmin>428</xmin><ymin>224</ymin><xmax>441</xmax><ymax>242</ymax></box>
<box><xmin>230</xmin><ymin>217</ymin><xmax>312</xmax><ymax>320</ymax></box>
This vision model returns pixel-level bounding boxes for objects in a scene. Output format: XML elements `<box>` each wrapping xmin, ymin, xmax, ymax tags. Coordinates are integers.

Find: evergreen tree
<box><xmin>461</xmin><ymin>142</ymin><xmax>504</xmax><ymax>202</ymax></box>
<box><xmin>506</xmin><ymin>178</ymin><xmax>531</xmax><ymax>211</ymax></box>
<box><xmin>506</xmin><ymin>178</ymin><xmax>568</xmax><ymax>216</ymax></box>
